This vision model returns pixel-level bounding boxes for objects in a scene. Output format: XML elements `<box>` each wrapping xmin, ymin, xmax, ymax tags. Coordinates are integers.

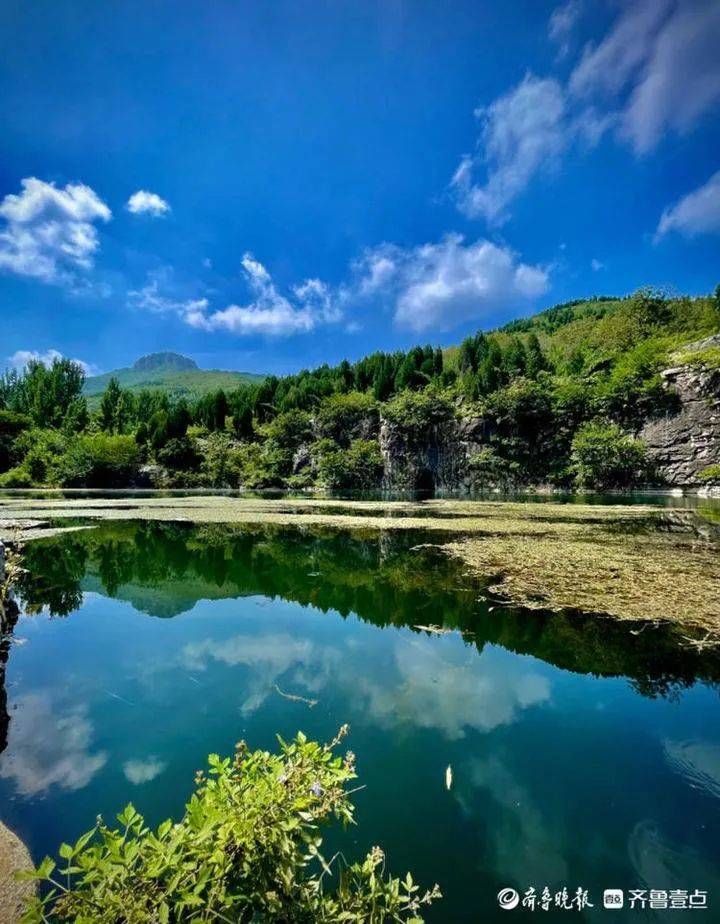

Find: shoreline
<box><xmin>0</xmin><ymin>820</ymin><xmax>34</xmax><ymax>923</ymax></box>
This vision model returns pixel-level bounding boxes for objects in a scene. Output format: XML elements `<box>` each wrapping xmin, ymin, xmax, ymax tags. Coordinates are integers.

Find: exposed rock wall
<box><xmin>378</xmin><ymin>337</ymin><xmax>720</xmax><ymax>491</ymax></box>
<box><xmin>379</xmin><ymin>416</ymin><xmax>487</xmax><ymax>491</ymax></box>
<box><xmin>639</xmin><ymin>338</ymin><xmax>720</xmax><ymax>486</ymax></box>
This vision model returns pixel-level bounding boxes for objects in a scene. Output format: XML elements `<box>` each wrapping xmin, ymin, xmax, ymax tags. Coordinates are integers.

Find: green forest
<box><xmin>2</xmin><ymin>287</ymin><xmax>719</xmax><ymax>492</ymax></box>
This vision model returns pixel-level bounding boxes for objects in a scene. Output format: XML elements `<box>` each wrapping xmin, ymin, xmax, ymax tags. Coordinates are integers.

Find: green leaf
<box><xmin>35</xmin><ymin>857</ymin><xmax>55</xmax><ymax>880</ymax></box>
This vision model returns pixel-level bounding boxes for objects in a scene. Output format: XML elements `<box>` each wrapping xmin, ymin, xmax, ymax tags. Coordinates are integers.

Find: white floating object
<box><xmin>445</xmin><ymin>765</ymin><xmax>453</xmax><ymax>790</ymax></box>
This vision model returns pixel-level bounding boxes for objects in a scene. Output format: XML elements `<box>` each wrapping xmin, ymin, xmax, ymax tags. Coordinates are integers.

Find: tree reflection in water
<box><xmin>11</xmin><ymin>520</ymin><xmax>720</xmax><ymax>709</ymax></box>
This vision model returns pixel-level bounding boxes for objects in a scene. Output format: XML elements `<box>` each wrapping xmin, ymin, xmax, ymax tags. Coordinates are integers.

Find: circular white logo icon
<box><xmin>498</xmin><ymin>888</ymin><xmax>520</xmax><ymax>910</ymax></box>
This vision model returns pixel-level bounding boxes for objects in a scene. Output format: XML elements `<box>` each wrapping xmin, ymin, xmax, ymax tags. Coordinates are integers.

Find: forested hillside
<box><xmin>83</xmin><ymin>351</ymin><xmax>264</xmax><ymax>406</ymax></box>
<box><xmin>1</xmin><ymin>288</ymin><xmax>719</xmax><ymax>492</ymax></box>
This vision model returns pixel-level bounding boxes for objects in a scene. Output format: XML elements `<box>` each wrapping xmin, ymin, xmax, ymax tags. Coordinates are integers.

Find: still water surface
<box><xmin>1</xmin><ymin>518</ymin><xmax>720</xmax><ymax>920</ymax></box>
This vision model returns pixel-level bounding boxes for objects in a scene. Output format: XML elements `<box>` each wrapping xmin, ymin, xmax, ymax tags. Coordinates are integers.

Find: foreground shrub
<box><xmin>0</xmin><ymin>409</ymin><xmax>31</xmax><ymax>473</ymax></box>
<box><xmin>22</xmin><ymin>729</ymin><xmax>440</xmax><ymax>923</ymax></box>
<box><xmin>571</xmin><ymin>422</ymin><xmax>648</xmax><ymax>489</ymax></box>
<box><xmin>0</xmin><ymin>464</ymin><xmax>33</xmax><ymax>487</ymax></box>
<box><xmin>59</xmin><ymin>434</ymin><xmax>142</xmax><ymax>487</ymax></box>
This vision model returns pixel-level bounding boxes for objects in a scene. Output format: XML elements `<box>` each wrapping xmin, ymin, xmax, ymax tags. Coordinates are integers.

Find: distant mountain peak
<box><xmin>132</xmin><ymin>352</ymin><xmax>198</xmax><ymax>372</ymax></box>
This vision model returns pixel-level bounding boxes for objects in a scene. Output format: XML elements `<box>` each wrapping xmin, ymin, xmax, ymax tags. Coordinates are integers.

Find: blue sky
<box><xmin>1</xmin><ymin>0</ymin><xmax>719</xmax><ymax>376</ymax></box>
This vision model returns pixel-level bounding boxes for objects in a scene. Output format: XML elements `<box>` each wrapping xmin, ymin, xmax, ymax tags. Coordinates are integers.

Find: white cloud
<box><xmin>663</xmin><ymin>739</ymin><xmax>720</xmax><ymax>801</ymax></box>
<box><xmin>123</xmin><ymin>757</ymin><xmax>167</xmax><ymax>785</ymax></box>
<box><xmin>126</xmin><ymin>190</ymin><xmax>171</xmax><ymax>217</ymax></box>
<box><xmin>570</xmin><ymin>0</ymin><xmax>720</xmax><ymax>154</ymax></box>
<box><xmin>569</xmin><ymin>0</ymin><xmax>670</xmax><ymax>99</ymax></box>
<box><xmin>182</xmin><ymin>253</ymin><xmax>339</xmax><ymax>337</ymax></box>
<box><xmin>549</xmin><ymin>0</ymin><xmax>582</xmax><ymax>57</ymax></box>
<box><xmin>355</xmin><ymin>639</ymin><xmax>551</xmax><ymax>740</ymax></box>
<box><xmin>453</xmin><ymin>2</ymin><xmax>720</xmax><ymax>222</ymax></box>
<box><xmin>181</xmin><ymin>632</ymin><xmax>322</xmax><ymax>717</ymax></box>
<box><xmin>655</xmin><ymin>170</ymin><xmax>720</xmax><ymax>240</ymax></box>
<box><xmin>451</xmin><ymin>74</ymin><xmax>567</xmax><ymax>224</ymax></box>
<box><xmin>128</xmin><ymin>272</ymin><xmax>209</xmax><ymax>320</ymax></box>
<box><xmin>0</xmin><ymin>177</ymin><xmax>111</xmax><ymax>284</ymax></box>
<box><xmin>0</xmin><ymin>693</ymin><xmax>107</xmax><ymax>797</ymax></box>
<box><xmin>7</xmin><ymin>348</ymin><xmax>97</xmax><ymax>376</ymax></box>
<box><xmin>591</xmin><ymin>258</ymin><xmax>605</xmax><ymax>271</ymax></box>
<box><xmin>355</xmin><ymin>234</ymin><xmax>549</xmax><ymax>332</ymax></box>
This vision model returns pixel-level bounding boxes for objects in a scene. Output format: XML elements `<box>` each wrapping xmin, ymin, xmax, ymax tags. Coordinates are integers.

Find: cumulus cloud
<box><xmin>655</xmin><ymin>170</ymin><xmax>720</xmax><ymax>240</ymax></box>
<box><xmin>0</xmin><ymin>177</ymin><xmax>111</xmax><ymax>284</ymax></box>
<box><xmin>182</xmin><ymin>253</ymin><xmax>339</xmax><ymax>337</ymax></box>
<box><xmin>451</xmin><ymin>74</ymin><xmax>567</xmax><ymax>224</ymax></box>
<box><xmin>355</xmin><ymin>234</ymin><xmax>549</xmax><ymax>332</ymax></box>
<box><xmin>570</xmin><ymin>0</ymin><xmax>720</xmax><ymax>154</ymax></box>
<box><xmin>7</xmin><ymin>348</ymin><xmax>97</xmax><ymax>376</ymax></box>
<box><xmin>126</xmin><ymin>190</ymin><xmax>171</xmax><ymax>216</ymax></box>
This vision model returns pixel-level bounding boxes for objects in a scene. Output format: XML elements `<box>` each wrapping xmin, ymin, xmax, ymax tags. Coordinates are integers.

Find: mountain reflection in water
<box><xmin>1</xmin><ymin>520</ymin><xmax>719</xmax><ymax>922</ymax></box>
<box><xmin>15</xmin><ymin>520</ymin><xmax>720</xmax><ymax>700</ymax></box>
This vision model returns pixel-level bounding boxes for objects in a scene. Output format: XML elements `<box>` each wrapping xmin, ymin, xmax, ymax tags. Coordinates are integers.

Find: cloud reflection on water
<box><xmin>0</xmin><ymin>693</ymin><xmax>107</xmax><ymax>797</ymax></box>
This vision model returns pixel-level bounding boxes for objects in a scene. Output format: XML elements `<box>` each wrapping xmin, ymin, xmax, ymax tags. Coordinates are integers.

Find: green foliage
<box><xmin>0</xmin><ymin>408</ymin><xmax>31</xmax><ymax>472</ymax></box>
<box><xmin>571</xmin><ymin>422</ymin><xmax>648</xmax><ymax>489</ymax></box>
<box><xmin>99</xmin><ymin>377</ymin><xmax>136</xmax><ymax>434</ymax></box>
<box><xmin>22</xmin><ymin>730</ymin><xmax>440</xmax><ymax>923</ymax></box>
<box><xmin>0</xmin><ymin>358</ymin><xmax>85</xmax><ymax>428</ymax></box>
<box><xmin>0</xmin><ymin>464</ymin><xmax>33</xmax><ymax>487</ymax></box>
<box><xmin>145</xmin><ymin>402</ymin><xmax>191</xmax><ymax>453</ymax></box>
<box><xmin>467</xmin><ymin>447</ymin><xmax>521</xmax><ymax>487</ymax></box>
<box><xmin>315</xmin><ymin>392</ymin><xmax>378</xmax><ymax>445</ymax></box>
<box><xmin>62</xmin><ymin>397</ymin><xmax>90</xmax><ymax>434</ymax></box>
<box><xmin>262</xmin><ymin>409</ymin><xmax>313</xmax><ymax>450</ymax></box>
<box><xmin>199</xmin><ymin>432</ymin><xmax>245</xmax><ymax>487</ymax></box>
<box><xmin>157</xmin><ymin>437</ymin><xmax>200</xmax><ymax>472</ymax></box>
<box><xmin>2</xmin><ymin>289</ymin><xmax>717</xmax><ymax>490</ymax></box>
<box><xmin>592</xmin><ymin>337</ymin><xmax>676</xmax><ymax>425</ymax></box>
<box><xmin>316</xmin><ymin>438</ymin><xmax>384</xmax><ymax>489</ymax></box>
<box><xmin>674</xmin><ymin>345</ymin><xmax>720</xmax><ymax>370</ymax></box>
<box><xmin>194</xmin><ymin>389</ymin><xmax>229</xmax><ymax>432</ymax></box>
<box><xmin>58</xmin><ymin>434</ymin><xmax>142</xmax><ymax>487</ymax></box>
<box><xmin>233</xmin><ymin>441</ymin><xmax>292</xmax><ymax>488</ymax></box>
<box><xmin>482</xmin><ymin>378</ymin><xmax>558</xmax><ymax>481</ymax></box>
<box><xmin>698</xmin><ymin>464</ymin><xmax>720</xmax><ymax>484</ymax></box>
<box><xmin>12</xmin><ymin>428</ymin><xmax>68</xmax><ymax>484</ymax></box>
<box><xmin>383</xmin><ymin>389</ymin><xmax>454</xmax><ymax>440</ymax></box>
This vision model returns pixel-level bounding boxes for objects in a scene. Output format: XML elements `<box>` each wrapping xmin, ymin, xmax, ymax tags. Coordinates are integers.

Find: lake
<box><xmin>2</xmin><ymin>515</ymin><xmax>720</xmax><ymax>920</ymax></box>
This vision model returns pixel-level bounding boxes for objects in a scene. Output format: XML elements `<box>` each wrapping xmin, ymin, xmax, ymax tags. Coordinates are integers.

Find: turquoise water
<box><xmin>1</xmin><ymin>520</ymin><xmax>720</xmax><ymax>920</ymax></box>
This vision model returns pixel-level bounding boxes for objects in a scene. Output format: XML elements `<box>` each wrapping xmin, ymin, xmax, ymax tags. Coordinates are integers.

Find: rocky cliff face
<box><xmin>639</xmin><ymin>335</ymin><xmax>720</xmax><ymax>486</ymax></box>
<box><xmin>378</xmin><ymin>335</ymin><xmax>720</xmax><ymax>492</ymax></box>
<box><xmin>379</xmin><ymin>416</ymin><xmax>487</xmax><ymax>491</ymax></box>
